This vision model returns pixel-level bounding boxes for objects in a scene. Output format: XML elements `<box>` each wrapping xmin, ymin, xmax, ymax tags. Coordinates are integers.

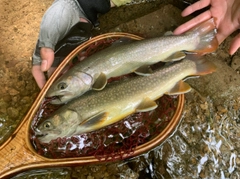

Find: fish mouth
<box><xmin>45</xmin><ymin>95</ymin><xmax>64</xmax><ymax>104</ymax></box>
<box><xmin>34</xmin><ymin>129</ymin><xmax>48</xmax><ymax>137</ymax></box>
<box><xmin>36</xmin><ymin>133</ymin><xmax>47</xmax><ymax>138</ymax></box>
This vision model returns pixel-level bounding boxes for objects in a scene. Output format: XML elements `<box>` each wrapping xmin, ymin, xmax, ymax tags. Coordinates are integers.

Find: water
<box><xmin>2</xmin><ymin>0</ymin><xmax>240</xmax><ymax>178</ymax></box>
<box><xmin>140</xmin><ymin>91</ymin><xmax>240</xmax><ymax>178</ymax></box>
<box><xmin>11</xmin><ymin>91</ymin><xmax>240</xmax><ymax>178</ymax></box>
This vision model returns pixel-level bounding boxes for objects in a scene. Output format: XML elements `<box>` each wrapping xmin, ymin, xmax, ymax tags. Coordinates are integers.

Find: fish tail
<box><xmin>189</xmin><ymin>54</ymin><xmax>217</xmax><ymax>75</ymax></box>
<box><xmin>189</xmin><ymin>18</ymin><xmax>219</xmax><ymax>54</ymax></box>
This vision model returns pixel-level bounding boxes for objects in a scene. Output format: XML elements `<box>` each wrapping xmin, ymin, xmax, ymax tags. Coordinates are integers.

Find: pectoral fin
<box><xmin>136</xmin><ymin>97</ymin><xmax>158</xmax><ymax>112</ymax></box>
<box><xmin>92</xmin><ymin>73</ymin><xmax>107</xmax><ymax>90</ymax></box>
<box><xmin>134</xmin><ymin>65</ymin><xmax>153</xmax><ymax>76</ymax></box>
<box><xmin>164</xmin><ymin>51</ymin><xmax>186</xmax><ymax>62</ymax></box>
<box><xmin>80</xmin><ymin>112</ymin><xmax>108</xmax><ymax>128</ymax></box>
<box><xmin>166</xmin><ymin>80</ymin><xmax>191</xmax><ymax>95</ymax></box>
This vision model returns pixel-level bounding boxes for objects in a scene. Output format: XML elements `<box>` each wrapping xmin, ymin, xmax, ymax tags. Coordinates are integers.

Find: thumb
<box><xmin>40</xmin><ymin>47</ymin><xmax>54</xmax><ymax>71</ymax></box>
<box><xmin>229</xmin><ymin>33</ymin><xmax>240</xmax><ymax>55</ymax></box>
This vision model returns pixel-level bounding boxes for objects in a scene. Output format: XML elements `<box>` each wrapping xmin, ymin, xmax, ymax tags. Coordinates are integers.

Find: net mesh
<box><xmin>30</xmin><ymin>36</ymin><xmax>179</xmax><ymax>161</ymax></box>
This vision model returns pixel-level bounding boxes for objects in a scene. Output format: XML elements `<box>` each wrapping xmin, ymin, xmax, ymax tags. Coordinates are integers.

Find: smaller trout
<box><xmin>46</xmin><ymin>18</ymin><xmax>218</xmax><ymax>104</ymax></box>
<box><xmin>36</xmin><ymin>55</ymin><xmax>216</xmax><ymax>143</ymax></box>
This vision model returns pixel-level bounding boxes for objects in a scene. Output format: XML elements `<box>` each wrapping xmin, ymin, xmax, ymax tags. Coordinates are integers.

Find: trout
<box><xmin>46</xmin><ymin>18</ymin><xmax>218</xmax><ymax>104</ymax></box>
<box><xmin>36</xmin><ymin>55</ymin><xmax>216</xmax><ymax>143</ymax></box>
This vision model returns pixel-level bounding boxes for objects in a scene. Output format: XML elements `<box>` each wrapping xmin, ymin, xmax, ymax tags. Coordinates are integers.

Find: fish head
<box><xmin>46</xmin><ymin>72</ymin><xmax>93</xmax><ymax>104</ymax></box>
<box><xmin>36</xmin><ymin>110</ymin><xmax>80</xmax><ymax>143</ymax></box>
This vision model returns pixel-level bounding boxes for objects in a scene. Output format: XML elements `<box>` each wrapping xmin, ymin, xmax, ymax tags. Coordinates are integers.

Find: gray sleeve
<box><xmin>38</xmin><ymin>0</ymin><xmax>86</xmax><ymax>50</ymax></box>
<box><xmin>32</xmin><ymin>40</ymin><xmax>42</xmax><ymax>66</ymax></box>
<box><xmin>32</xmin><ymin>0</ymin><xmax>88</xmax><ymax>66</ymax></box>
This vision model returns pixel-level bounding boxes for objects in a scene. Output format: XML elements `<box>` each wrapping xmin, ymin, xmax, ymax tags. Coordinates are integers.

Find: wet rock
<box><xmin>216</xmin><ymin>105</ymin><xmax>228</xmax><ymax>114</ymax></box>
<box><xmin>2</xmin><ymin>94</ymin><xmax>11</xmax><ymax>103</ymax></box>
<box><xmin>0</xmin><ymin>99</ymin><xmax>8</xmax><ymax>112</ymax></box>
<box><xmin>217</xmin><ymin>49</ymin><xmax>230</xmax><ymax>60</ymax></box>
<box><xmin>7</xmin><ymin>107</ymin><xmax>19</xmax><ymax>119</ymax></box>
<box><xmin>8</xmin><ymin>88</ymin><xmax>20</xmax><ymax>96</ymax></box>
<box><xmin>0</xmin><ymin>108</ymin><xmax>7</xmax><ymax>115</ymax></box>
<box><xmin>231</xmin><ymin>55</ymin><xmax>240</xmax><ymax>71</ymax></box>
<box><xmin>20</xmin><ymin>96</ymin><xmax>31</xmax><ymax>104</ymax></box>
<box><xmin>11</xmin><ymin>96</ymin><xmax>19</xmax><ymax>104</ymax></box>
<box><xmin>109</xmin><ymin>4</ymin><xmax>190</xmax><ymax>38</ymax></box>
<box><xmin>187</xmin><ymin>52</ymin><xmax>240</xmax><ymax>104</ymax></box>
<box><xmin>200</xmin><ymin>102</ymin><xmax>208</xmax><ymax>110</ymax></box>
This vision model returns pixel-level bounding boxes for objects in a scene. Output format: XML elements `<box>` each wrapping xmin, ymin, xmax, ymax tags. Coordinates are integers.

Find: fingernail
<box><xmin>41</xmin><ymin>60</ymin><xmax>47</xmax><ymax>71</ymax></box>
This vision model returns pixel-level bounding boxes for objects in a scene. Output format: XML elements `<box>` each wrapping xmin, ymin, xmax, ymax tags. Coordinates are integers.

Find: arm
<box><xmin>32</xmin><ymin>0</ymin><xmax>133</xmax><ymax>89</ymax></box>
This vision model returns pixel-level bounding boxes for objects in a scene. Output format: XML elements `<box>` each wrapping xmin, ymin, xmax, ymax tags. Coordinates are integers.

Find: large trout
<box><xmin>36</xmin><ymin>55</ymin><xmax>216</xmax><ymax>143</ymax></box>
<box><xmin>46</xmin><ymin>18</ymin><xmax>218</xmax><ymax>104</ymax></box>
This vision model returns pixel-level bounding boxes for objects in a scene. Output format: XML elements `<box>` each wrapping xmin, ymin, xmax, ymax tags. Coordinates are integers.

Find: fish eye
<box><xmin>57</xmin><ymin>82</ymin><xmax>67</xmax><ymax>90</ymax></box>
<box><xmin>44</xmin><ymin>122</ymin><xmax>52</xmax><ymax>129</ymax></box>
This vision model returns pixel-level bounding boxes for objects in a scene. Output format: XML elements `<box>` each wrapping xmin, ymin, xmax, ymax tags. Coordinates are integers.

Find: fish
<box><xmin>46</xmin><ymin>18</ymin><xmax>218</xmax><ymax>104</ymax></box>
<box><xmin>36</xmin><ymin>55</ymin><xmax>216</xmax><ymax>143</ymax></box>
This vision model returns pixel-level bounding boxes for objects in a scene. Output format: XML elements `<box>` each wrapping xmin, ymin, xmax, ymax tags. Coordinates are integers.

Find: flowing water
<box><xmin>1</xmin><ymin>0</ymin><xmax>240</xmax><ymax>178</ymax></box>
<box><xmin>10</xmin><ymin>91</ymin><xmax>240</xmax><ymax>178</ymax></box>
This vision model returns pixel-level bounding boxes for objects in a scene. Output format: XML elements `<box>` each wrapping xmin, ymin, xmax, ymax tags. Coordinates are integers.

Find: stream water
<box><xmin>1</xmin><ymin>0</ymin><xmax>240</xmax><ymax>178</ymax></box>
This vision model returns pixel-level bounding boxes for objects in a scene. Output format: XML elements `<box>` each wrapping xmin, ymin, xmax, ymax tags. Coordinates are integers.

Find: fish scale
<box><xmin>37</xmin><ymin>56</ymin><xmax>216</xmax><ymax>143</ymax></box>
<box><xmin>46</xmin><ymin>18</ymin><xmax>218</xmax><ymax>104</ymax></box>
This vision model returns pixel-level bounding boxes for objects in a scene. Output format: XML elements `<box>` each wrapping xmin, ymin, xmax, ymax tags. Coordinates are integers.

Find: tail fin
<box><xmin>187</xmin><ymin>18</ymin><xmax>219</xmax><ymax>54</ymax></box>
<box><xmin>188</xmin><ymin>54</ymin><xmax>217</xmax><ymax>76</ymax></box>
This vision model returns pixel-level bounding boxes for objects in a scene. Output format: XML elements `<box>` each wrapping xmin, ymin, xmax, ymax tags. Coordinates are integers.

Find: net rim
<box><xmin>0</xmin><ymin>33</ymin><xmax>184</xmax><ymax>178</ymax></box>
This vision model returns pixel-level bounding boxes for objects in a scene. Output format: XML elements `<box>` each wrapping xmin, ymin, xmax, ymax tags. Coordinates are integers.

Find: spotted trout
<box><xmin>46</xmin><ymin>18</ymin><xmax>218</xmax><ymax>104</ymax></box>
<box><xmin>36</xmin><ymin>55</ymin><xmax>216</xmax><ymax>143</ymax></box>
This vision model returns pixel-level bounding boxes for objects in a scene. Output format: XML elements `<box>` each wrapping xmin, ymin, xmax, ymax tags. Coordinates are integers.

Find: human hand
<box><xmin>31</xmin><ymin>47</ymin><xmax>54</xmax><ymax>89</ymax></box>
<box><xmin>174</xmin><ymin>0</ymin><xmax>240</xmax><ymax>55</ymax></box>
<box><xmin>32</xmin><ymin>65</ymin><xmax>46</xmax><ymax>89</ymax></box>
<box><xmin>40</xmin><ymin>47</ymin><xmax>54</xmax><ymax>72</ymax></box>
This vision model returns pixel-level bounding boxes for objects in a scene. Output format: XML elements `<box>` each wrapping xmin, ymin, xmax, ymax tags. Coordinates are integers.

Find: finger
<box><xmin>173</xmin><ymin>10</ymin><xmax>212</xmax><ymax>35</ymax></box>
<box><xmin>32</xmin><ymin>65</ymin><xmax>46</xmax><ymax>89</ymax></box>
<box><xmin>40</xmin><ymin>47</ymin><xmax>54</xmax><ymax>71</ymax></box>
<box><xmin>216</xmin><ymin>22</ymin><xmax>237</xmax><ymax>45</ymax></box>
<box><xmin>215</xmin><ymin>31</ymin><xmax>230</xmax><ymax>45</ymax></box>
<box><xmin>181</xmin><ymin>0</ymin><xmax>211</xmax><ymax>17</ymax></box>
<box><xmin>229</xmin><ymin>33</ymin><xmax>240</xmax><ymax>55</ymax></box>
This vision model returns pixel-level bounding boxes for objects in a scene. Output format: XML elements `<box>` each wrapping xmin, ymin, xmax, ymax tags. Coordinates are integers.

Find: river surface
<box><xmin>1</xmin><ymin>0</ymin><xmax>240</xmax><ymax>178</ymax></box>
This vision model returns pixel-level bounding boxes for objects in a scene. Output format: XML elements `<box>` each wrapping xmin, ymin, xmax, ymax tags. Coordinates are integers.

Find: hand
<box><xmin>32</xmin><ymin>47</ymin><xmax>54</xmax><ymax>89</ymax></box>
<box><xmin>40</xmin><ymin>47</ymin><xmax>54</xmax><ymax>72</ymax></box>
<box><xmin>174</xmin><ymin>0</ymin><xmax>240</xmax><ymax>55</ymax></box>
<box><xmin>32</xmin><ymin>65</ymin><xmax>46</xmax><ymax>89</ymax></box>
